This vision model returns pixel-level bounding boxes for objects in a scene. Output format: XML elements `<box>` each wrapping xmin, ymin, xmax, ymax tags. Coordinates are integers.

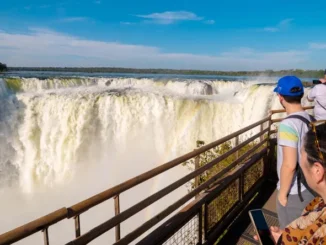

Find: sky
<box><xmin>1</xmin><ymin>0</ymin><xmax>326</xmax><ymax>70</ymax></box>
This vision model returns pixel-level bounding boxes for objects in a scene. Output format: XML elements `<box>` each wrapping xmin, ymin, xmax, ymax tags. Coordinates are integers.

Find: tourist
<box><xmin>308</xmin><ymin>71</ymin><xmax>326</xmax><ymax>120</ymax></box>
<box><xmin>255</xmin><ymin>120</ymin><xmax>326</xmax><ymax>244</ymax></box>
<box><xmin>273</xmin><ymin>76</ymin><xmax>316</xmax><ymax>229</ymax></box>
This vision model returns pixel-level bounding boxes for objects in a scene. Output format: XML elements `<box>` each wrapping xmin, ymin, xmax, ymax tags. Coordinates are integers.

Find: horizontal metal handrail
<box><xmin>66</xmin><ymin>134</ymin><xmax>269</xmax><ymax>245</ymax></box>
<box><xmin>0</xmin><ymin>105</ymin><xmax>316</xmax><ymax>245</ymax></box>
<box><xmin>67</xmin><ymin>116</ymin><xmax>271</xmax><ymax>218</ymax></box>
<box><xmin>137</xmin><ymin>149</ymin><xmax>268</xmax><ymax>245</ymax></box>
<box><xmin>0</xmin><ymin>208</ymin><xmax>68</xmax><ymax>245</ymax></box>
<box><xmin>0</xmin><ymin>116</ymin><xmax>271</xmax><ymax>245</ymax></box>
<box><xmin>270</xmin><ymin>106</ymin><xmax>314</xmax><ymax>114</ymax></box>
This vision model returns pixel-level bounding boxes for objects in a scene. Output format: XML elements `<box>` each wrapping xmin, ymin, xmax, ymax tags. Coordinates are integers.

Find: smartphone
<box><xmin>248</xmin><ymin>209</ymin><xmax>274</xmax><ymax>245</ymax></box>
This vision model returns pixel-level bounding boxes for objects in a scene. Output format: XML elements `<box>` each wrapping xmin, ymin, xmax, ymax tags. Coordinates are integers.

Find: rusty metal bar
<box><xmin>0</xmin><ymin>117</ymin><xmax>272</xmax><ymax>245</ymax></box>
<box><xmin>137</xmin><ymin>192</ymin><xmax>208</xmax><ymax>245</ymax></box>
<box><xmin>43</xmin><ymin>228</ymin><xmax>49</xmax><ymax>245</ymax></box>
<box><xmin>206</xmin><ymin>177</ymin><xmax>266</xmax><ymax>244</ymax></box>
<box><xmin>239</xmin><ymin>173</ymin><xmax>244</xmax><ymax>202</ymax></box>
<box><xmin>271</xmin><ymin>118</ymin><xmax>282</xmax><ymax>123</ymax></box>
<box><xmin>204</xmin><ymin>203</ymin><xmax>208</xmax><ymax>241</ymax></box>
<box><xmin>66</xmin><ymin>143</ymin><xmax>268</xmax><ymax>245</ymax></box>
<box><xmin>65</xmin><ymin>129</ymin><xmax>269</xmax><ymax>244</ymax></box>
<box><xmin>115</xmin><ymin>150</ymin><xmax>268</xmax><ymax>245</ymax></box>
<box><xmin>67</xmin><ymin>117</ymin><xmax>270</xmax><ymax>218</ymax></box>
<box><xmin>270</xmin><ymin>106</ymin><xmax>313</xmax><ymax>114</ymax></box>
<box><xmin>194</xmin><ymin>154</ymin><xmax>200</xmax><ymax>197</ymax></box>
<box><xmin>114</xmin><ymin>195</ymin><xmax>121</xmax><ymax>242</ymax></box>
<box><xmin>74</xmin><ymin>215</ymin><xmax>81</xmax><ymax>238</ymax></box>
<box><xmin>235</xmin><ymin>136</ymin><xmax>239</xmax><ymax>159</ymax></box>
<box><xmin>138</xmin><ymin>151</ymin><xmax>267</xmax><ymax>245</ymax></box>
<box><xmin>198</xmin><ymin>206</ymin><xmax>203</xmax><ymax>245</ymax></box>
<box><xmin>260</xmin><ymin>123</ymin><xmax>264</xmax><ymax>142</ymax></box>
<box><xmin>66</xmin><ymin>131</ymin><xmax>268</xmax><ymax>245</ymax></box>
<box><xmin>0</xmin><ymin>208</ymin><xmax>68</xmax><ymax>245</ymax></box>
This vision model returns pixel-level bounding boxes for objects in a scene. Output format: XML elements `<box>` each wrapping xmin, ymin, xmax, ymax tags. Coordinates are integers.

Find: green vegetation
<box><xmin>0</xmin><ymin>62</ymin><xmax>7</xmax><ymax>72</ymax></box>
<box><xmin>183</xmin><ymin>139</ymin><xmax>265</xmax><ymax>190</ymax></box>
<box><xmin>7</xmin><ymin>67</ymin><xmax>325</xmax><ymax>78</ymax></box>
<box><xmin>4</xmin><ymin>78</ymin><xmax>22</xmax><ymax>92</ymax></box>
<box><xmin>183</xmin><ymin>138</ymin><xmax>267</xmax><ymax>243</ymax></box>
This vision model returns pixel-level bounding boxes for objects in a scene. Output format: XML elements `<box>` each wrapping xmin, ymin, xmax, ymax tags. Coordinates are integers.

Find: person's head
<box><xmin>273</xmin><ymin>76</ymin><xmax>304</xmax><ymax>108</ymax></box>
<box><xmin>301</xmin><ymin>121</ymin><xmax>326</xmax><ymax>196</ymax></box>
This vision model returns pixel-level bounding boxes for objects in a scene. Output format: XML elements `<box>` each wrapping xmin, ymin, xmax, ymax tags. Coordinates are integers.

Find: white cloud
<box><xmin>279</xmin><ymin>18</ymin><xmax>294</xmax><ymax>27</ymax></box>
<box><xmin>0</xmin><ymin>28</ymin><xmax>308</xmax><ymax>70</ymax></box>
<box><xmin>136</xmin><ymin>11</ymin><xmax>203</xmax><ymax>24</ymax></box>
<box><xmin>58</xmin><ymin>17</ymin><xmax>88</xmax><ymax>23</ymax></box>
<box><xmin>263</xmin><ymin>27</ymin><xmax>279</xmax><ymax>32</ymax></box>
<box><xmin>120</xmin><ymin>22</ymin><xmax>134</xmax><ymax>25</ymax></box>
<box><xmin>204</xmin><ymin>20</ymin><xmax>215</xmax><ymax>25</ymax></box>
<box><xmin>263</xmin><ymin>18</ymin><xmax>294</xmax><ymax>32</ymax></box>
<box><xmin>309</xmin><ymin>43</ymin><xmax>326</xmax><ymax>49</ymax></box>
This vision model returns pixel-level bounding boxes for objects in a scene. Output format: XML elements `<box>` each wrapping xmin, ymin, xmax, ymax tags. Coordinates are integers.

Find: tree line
<box><xmin>0</xmin><ymin>62</ymin><xmax>7</xmax><ymax>72</ymax></box>
<box><xmin>4</xmin><ymin>66</ymin><xmax>326</xmax><ymax>78</ymax></box>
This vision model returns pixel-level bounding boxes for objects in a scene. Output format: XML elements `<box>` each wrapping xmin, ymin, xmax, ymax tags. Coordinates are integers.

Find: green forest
<box><xmin>0</xmin><ymin>63</ymin><xmax>7</xmax><ymax>72</ymax></box>
<box><xmin>6</xmin><ymin>66</ymin><xmax>325</xmax><ymax>78</ymax></box>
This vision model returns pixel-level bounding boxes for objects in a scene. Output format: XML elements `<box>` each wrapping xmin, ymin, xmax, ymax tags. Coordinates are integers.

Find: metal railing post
<box><xmin>43</xmin><ymin>228</ymin><xmax>49</xmax><ymax>245</ymax></box>
<box><xmin>195</xmin><ymin>154</ymin><xmax>200</xmax><ymax>198</ymax></box>
<box><xmin>239</xmin><ymin>174</ymin><xmax>244</xmax><ymax>202</ymax></box>
<box><xmin>260</xmin><ymin>123</ymin><xmax>264</xmax><ymax>142</ymax></box>
<box><xmin>74</xmin><ymin>215</ymin><xmax>81</xmax><ymax>238</ymax></box>
<box><xmin>114</xmin><ymin>195</ymin><xmax>121</xmax><ymax>242</ymax></box>
<box><xmin>235</xmin><ymin>136</ymin><xmax>239</xmax><ymax>159</ymax></box>
<box><xmin>198</xmin><ymin>206</ymin><xmax>203</xmax><ymax>245</ymax></box>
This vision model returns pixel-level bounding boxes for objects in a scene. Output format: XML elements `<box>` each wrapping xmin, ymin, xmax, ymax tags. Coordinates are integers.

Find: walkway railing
<box><xmin>0</xmin><ymin>106</ymin><xmax>314</xmax><ymax>245</ymax></box>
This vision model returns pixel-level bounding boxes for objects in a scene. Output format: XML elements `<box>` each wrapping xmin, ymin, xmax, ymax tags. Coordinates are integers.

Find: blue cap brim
<box><xmin>273</xmin><ymin>87</ymin><xmax>278</xmax><ymax>92</ymax></box>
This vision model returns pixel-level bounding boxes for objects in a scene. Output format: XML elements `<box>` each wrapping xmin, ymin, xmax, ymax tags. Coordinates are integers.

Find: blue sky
<box><xmin>1</xmin><ymin>0</ymin><xmax>326</xmax><ymax>70</ymax></box>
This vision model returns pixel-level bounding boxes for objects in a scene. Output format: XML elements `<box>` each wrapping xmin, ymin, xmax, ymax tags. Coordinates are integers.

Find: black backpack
<box><xmin>283</xmin><ymin>114</ymin><xmax>318</xmax><ymax>202</ymax></box>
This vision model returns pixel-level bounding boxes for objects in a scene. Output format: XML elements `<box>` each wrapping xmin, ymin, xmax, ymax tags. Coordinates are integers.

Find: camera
<box><xmin>312</xmin><ymin>69</ymin><xmax>326</xmax><ymax>84</ymax></box>
<box><xmin>313</xmin><ymin>80</ymin><xmax>322</xmax><ymax>84</ymax></box>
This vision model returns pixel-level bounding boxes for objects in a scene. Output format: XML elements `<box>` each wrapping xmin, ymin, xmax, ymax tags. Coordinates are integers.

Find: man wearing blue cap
<box><xmin>274</xmin><ymin>76</ymin><xmax>315</xmax><ymax>229</ymax></box>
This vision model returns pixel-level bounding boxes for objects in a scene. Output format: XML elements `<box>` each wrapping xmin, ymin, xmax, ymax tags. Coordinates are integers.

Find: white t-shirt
<box><xmin>308</xmin><ymin>84</ymin><xmax>326</xmax><ymax>120</ymax></box>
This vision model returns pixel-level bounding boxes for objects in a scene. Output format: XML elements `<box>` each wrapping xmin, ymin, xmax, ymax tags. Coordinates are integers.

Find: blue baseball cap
<box><xmin>273</xmin><ymin>76</ymin><xmax>304</xmax><ymax>96</ymax></box>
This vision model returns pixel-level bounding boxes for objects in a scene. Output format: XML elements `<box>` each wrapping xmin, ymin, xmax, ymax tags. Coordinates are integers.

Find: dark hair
<box><xmin>282</xmin><ymin>94</ymin><xmax>303</xmax><ymax>104</ymax></box>
<box><xmin>304</xmin><ymin>123</ymin><xmax>326</xmax><ymax>166</ymax></box>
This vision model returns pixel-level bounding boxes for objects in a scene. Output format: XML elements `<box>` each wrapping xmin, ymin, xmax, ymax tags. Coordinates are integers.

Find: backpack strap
<box><xmin>285</xmin><ymin>114</ymin><xmax>316</xmax><ymax>125</ymax></box>
<box><xmin>282</xmin><ymin>114</ymin><xmax>317</xmax><ymax>201</ymax></box>
<box><xmin>317</xmin><ymin>100</ymin><xmax>326</xmax><ymax>111</ymax></box>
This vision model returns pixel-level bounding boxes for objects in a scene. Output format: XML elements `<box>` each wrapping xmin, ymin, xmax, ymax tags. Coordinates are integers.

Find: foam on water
<box><xmin>0</xmin><ymin>77</ymin><xmax>314</xmax><ymax>244</ymax></box>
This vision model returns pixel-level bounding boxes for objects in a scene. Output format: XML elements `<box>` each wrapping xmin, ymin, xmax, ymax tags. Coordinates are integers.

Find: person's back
<box><xmin>273</xmin><ymin>76</ymin><xmax>316</xmax><ymax>229</ymax></box>
<box><xmin>308</xmin><ymin>83</ymin><xmax>326</xmax><ymax>120</ymax></box>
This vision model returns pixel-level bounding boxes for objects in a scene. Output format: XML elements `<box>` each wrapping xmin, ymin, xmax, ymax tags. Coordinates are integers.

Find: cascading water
<box><xmin>0</xmin><ymin>76</ymin><xmax>314</xmax><ymax>244</ymax></box>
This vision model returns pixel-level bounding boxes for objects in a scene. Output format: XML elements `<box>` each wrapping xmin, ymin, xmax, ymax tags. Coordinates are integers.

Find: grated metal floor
<box><xmin>236</xmin><ymin>209</ymin><xmax>279</xmax><ymax>245</ymax></box>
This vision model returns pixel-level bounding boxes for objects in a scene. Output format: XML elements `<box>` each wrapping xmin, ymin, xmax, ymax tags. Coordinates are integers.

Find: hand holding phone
<box><xmin>248</xmin><ymin>209</ymin><xmax>275</xmax><ymax>245</ymax></box>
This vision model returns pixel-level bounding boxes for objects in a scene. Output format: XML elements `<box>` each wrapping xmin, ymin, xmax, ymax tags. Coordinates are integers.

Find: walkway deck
<box><xmin>219</xmin><ymin>180</ymin><xmax>278</xmax><ymax>245</ymax></box>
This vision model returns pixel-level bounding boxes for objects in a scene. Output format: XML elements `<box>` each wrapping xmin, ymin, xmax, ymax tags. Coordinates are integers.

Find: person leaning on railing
<box><xmin>307</xmin><ymin>72</ymin><xmax>326</xmax><ymax>120</ymax></box>
<box><xmin>255</xmin><ymin>120</ymin><xmax>326</xmax><ymax>244</ymax></box>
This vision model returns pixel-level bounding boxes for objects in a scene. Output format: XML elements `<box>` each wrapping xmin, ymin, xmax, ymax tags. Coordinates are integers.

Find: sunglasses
<box><xmin>310</xmin><ymin>120</ymin><xmax>326</xmax><ymax>162</ymax></box>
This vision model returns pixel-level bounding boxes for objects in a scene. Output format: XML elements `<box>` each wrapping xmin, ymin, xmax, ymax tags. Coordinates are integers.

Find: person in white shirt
<box><xmin>308</xmin><ymin>75</ymin><xmax>326</xmax><ymax>120</ymax></box>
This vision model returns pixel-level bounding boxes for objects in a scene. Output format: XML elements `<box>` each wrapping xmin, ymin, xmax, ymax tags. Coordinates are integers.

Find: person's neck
<box><xmin>318</xmin><ymin>185</ymin><xmax>326</xmax><ymax>202</ymax></box>
<box><xmin>286</xmin><ymin>104</ymin><xmax>304</xmax><ymax>115</ymax></box>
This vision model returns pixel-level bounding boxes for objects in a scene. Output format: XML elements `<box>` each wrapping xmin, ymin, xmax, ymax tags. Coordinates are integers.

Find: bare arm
<box><xmin>279</xmin><ymin>146</ymin><xmax>297</xmax><ymax>200</ymax></box>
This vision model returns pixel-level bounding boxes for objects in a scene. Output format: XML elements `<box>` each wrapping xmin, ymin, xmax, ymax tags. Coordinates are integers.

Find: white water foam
<box><xmin>0</xmin><ymin>77</ymin><xmax>314</xmax><ymax>244</ymax></box>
